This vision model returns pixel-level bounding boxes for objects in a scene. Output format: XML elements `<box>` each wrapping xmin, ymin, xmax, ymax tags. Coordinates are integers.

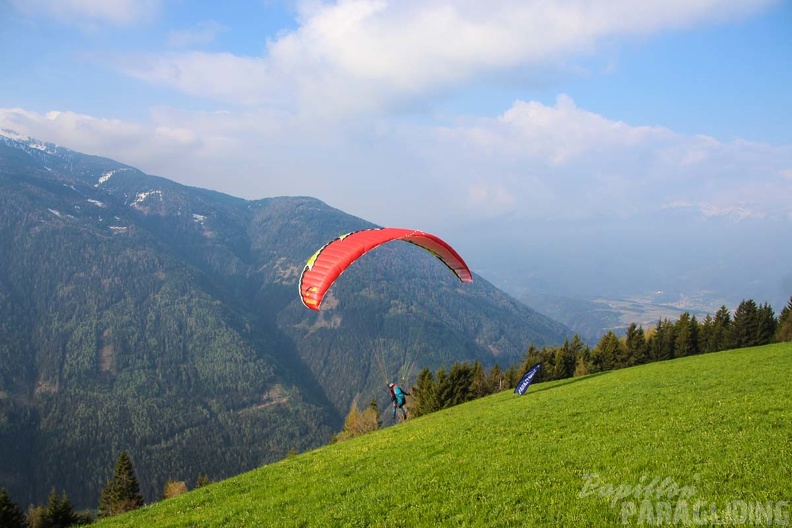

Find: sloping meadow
<box><xmin>97</xmin><ymin>343</ymin><xmax>792</xmax><ymax>527</ymax></box>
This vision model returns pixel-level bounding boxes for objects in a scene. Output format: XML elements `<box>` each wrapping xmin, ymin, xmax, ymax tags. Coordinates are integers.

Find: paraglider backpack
<box><xmin>394</xmin><ymin>387</ymin><xmax>406</xmax><ymax>405</ymax></box>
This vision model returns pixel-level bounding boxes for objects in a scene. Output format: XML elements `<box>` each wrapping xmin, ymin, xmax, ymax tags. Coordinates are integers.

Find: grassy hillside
<box><xmin>97</xmin><ymin>344</ymin><xmax>791</xmax><ymax>527</ymax></box>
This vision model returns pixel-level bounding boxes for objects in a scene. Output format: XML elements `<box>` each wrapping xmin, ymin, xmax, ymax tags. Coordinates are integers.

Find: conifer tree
<box><xmin>448</xmin><ymin>362</ymin><xmax>474</xmax><ymax>406</ymax></box>
<box><xmin>25</xmin><ymin>505</ymin><xmax>44</xmax><ymax>528</ymax></box>
<box><xmin>756</xmin><ymin>302</ymin><xmax>777</xmax><ymax>345</ymax></box>
<box><xmin>570</xmin><ymin>335</ymin><xmax>591</xmax><ymax>377</ymax></box>
<box><xmin>648</xmin><ymin>319</ymin><xmax>675</xmax><ymax>361</ymax></box>
<box><xmin>731</xmin><ymin>299</ymin><xmax>760</xmax><ymax>348</ymax></box>
<box><xmin>469</xmin><ymin>360</ymin><xmax>489</xmax><ymax>398</ymax></box>
<box><xmin>434</xmin><ymin>367</ymin><xmax>452</xmax><ymax>409</ymax></box>
<box><xmin>40</xmin><ymin>489</ymin><xmax>78</xmax><ymax>528</ymax></box>
<box><xmin>568</xmin><ymin>334</ymin><xmax>588</xmax><ymax>357</ymax></box>
<box><xmin>410</xmin><ymin>367</ymin><xmax>438</xmax><ymax>417</ymax></box>
<box><xmin>703</xmin><ymin>305</ymin><xmax>732</xmax><ymax>353</ymax></box>
<box><xmin>0</xmin><ymin>488</ymin><xmax>27</xmax><ymax>528</ymax></box>
<box><xmin>520</xmin><ymin>345</ymin><xmax>546</xmax><ymax>382</ymax></box>
<box><xmin>487</xmin><ymin>364</ymin><xmax>505</xmax><ymax>392</ymax></box>
<box><xmin>503</xmin><ymin>363</ymin><xmax>523</xmax><ymax>388</ymax></box>
<box><xmin>591</xmin><ymin>331</ymin><xmax>622</xmax><ymax>371</ymax></box>
<box><xmin>98</xmin><ymin>451</ymin><xmax>144</xmax><ymax>518</ymax></box>
<box><xmin>624</xmin><ymin>323</ymin><xmax>647</xmax><ymax>366</ymax></box>
<box><xmin>573</xmin><ymin>352</ymin><xmax>589</xmax><ymax>377</ymax></box>
<box><xmin>777</xmin><ymin>297</ymin><xmax>792</xmax><ymax>342</ymax></box>
<box><xmin>553</xmin><ymin>339</ymin><xmax>575</xmax><ymax>379</ymax></box>
<box><xmin>674</xmin><ymin>312</ymin><xmax>699</xmax><ymax>357</ymax></box>
<box><xmin>699</xmin><ymin>313</ymin><xmax>714</xmax><ymax>353</ymax></box>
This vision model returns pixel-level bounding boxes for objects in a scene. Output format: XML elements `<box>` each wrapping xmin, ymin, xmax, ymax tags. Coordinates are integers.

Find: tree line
<box><xmin>0</xmin><ymin>451</ymin><xmax>211</xmax><ymax>528</ymax></box>
<box><xmin>336</xmin><ymin>296</ymin><xmax>792</xmax><ymax>433</ymax></box>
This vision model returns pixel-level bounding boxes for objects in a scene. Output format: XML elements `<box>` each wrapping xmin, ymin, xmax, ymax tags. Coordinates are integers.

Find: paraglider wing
<box><xmin>514</xmin><ymin>363</ymin><xmax>542</xmax><ymax>395</ymax></box>
<box><xmin>299</xmin><ymin>227</ymin><xmax>473</xmax><ymax>310</ymax></box>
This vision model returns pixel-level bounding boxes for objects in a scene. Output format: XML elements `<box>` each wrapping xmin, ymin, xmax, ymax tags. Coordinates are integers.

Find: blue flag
<box><xmin>514</xmin><ymin>363</ymin><xmax>542</xmax><ymax>395</ymax></box>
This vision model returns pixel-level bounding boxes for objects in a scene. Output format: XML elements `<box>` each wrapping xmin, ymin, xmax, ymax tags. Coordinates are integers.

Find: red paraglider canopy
<box><xmin>299</xmin><ymin>227</ymin><xmax>473</xmax><ymax>310</ymax></box>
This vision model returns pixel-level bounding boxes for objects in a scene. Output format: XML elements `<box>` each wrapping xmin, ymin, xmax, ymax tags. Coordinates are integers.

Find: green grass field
<box><xmin>97</xmin><ymin>344</ymin><xmax>792</xmax><ymax>527</ymax></box>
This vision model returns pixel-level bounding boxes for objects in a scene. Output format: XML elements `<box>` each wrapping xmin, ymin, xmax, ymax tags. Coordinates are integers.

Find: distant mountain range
<box><xmin>0</xmin><ymin>130</ymin><xmax>571</xmax><ymax>508</ymax></box>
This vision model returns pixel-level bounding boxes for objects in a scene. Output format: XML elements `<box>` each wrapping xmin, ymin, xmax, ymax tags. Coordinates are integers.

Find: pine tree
<box><xmin>573</xmin><ymin>352</ymin><xmax>589</xmax><ymax>377</ymax></box>
<box><xmin>469</xmin><ymin>360</ymin><xmax>489</xmax><ymax>398</ymax></box>
<box><xmin>0</xmin><ymin>488</ymin><xmax>27</xmax><ymax>528</ymax></box>
<box><xmin>40</xmin><ymin>489</ymin><xmax>77</xmax><ymax>528</ymax></box>
<box><xmin>503</xmin><ymin>363</ymin><xmax>523</xmax><ymax>388</ymax></box>
<box><xmin>731</xmin><ymin>299</ymin><xmax>760</xmax><ymax>348</ymax></box>
<box><xmin>777</xmin><ymin>297</ymin><xmax>792</xmax><ymax>342</ymax></box>
<box><xmin>568</xmin><ymin>334</ymin><xmax>588</xmax><ymax>357</ymax></box>
<box><xmin>570</xmin><ymin>335</ymin><xmax>591</xmax><ymax>377</ymax></box>
<box><xmin>553</xmin><ymin>339</ymin><xmax>575</xmax><ymax>379</ymax></box>
<box><xmin>624</xmin><ymin>323</ymin><xmax>647</xmax><ymax>366</ymax></box>
<box><xmin>674</xmin><ymin>312</ymin><xmax>699</xmax><ymax>357</ymax></box>
<box><xmin>703</xmin><ymin>305</ymin><xmax>732</xmax><ymax>353</ymax></box>
<box><xmin>756</xmin><ymin>302</ymin><xmax>777</xmax><ymax>345</ymax></box>
<box><xmin>448</xmin><ymin>362</ymin><xmax>474</xmax><ymax>406</ymax></box>
<box><xmin>434</xmin><ymin>367</ymin><xmax>452</xmax><ymax>409</ymax></box>
<box><xmin>591</xmin><ymin>331</ymin><xmax>622</xmax><ymax>372</ymax></box>
<box><xmin>98</xmin><ymin>451</ymin><xmax>144</xmax><ymax>518</ymax></box>
<box><xmin>648</xmin><ymin>319</ymin><xmax>675</xmax><ymax>361</ymax></box>
<box><xmin>520</xmin><ymin>345</ymin><xmax>546</xmax><ymax>382</ymax></box>
<box><xmin>411</xmin><ymin>367</ymin><xmax>438</xmax><ymax>417</ymax></box>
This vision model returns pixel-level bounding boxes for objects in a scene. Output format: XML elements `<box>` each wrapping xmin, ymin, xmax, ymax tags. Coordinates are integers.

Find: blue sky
<box><xmin>1</xmin><ymin>0</ymin><xmax>791</xmax><ymax>309</ymax></box>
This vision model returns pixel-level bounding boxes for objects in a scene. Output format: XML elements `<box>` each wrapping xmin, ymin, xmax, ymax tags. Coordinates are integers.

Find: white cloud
<box><xmin>441</xmin><ymin>95</ymin><xmax>671</xmax><ymax>166</ymax></box>
<box><xmin>153</xmin><ymin>126</ymin><xmax>200</xmax><ymax>147</ymax></box>
<box><xmin>1</xmin><ymin>108</ymin><xmax>142</xmax><ymax>149</ymax></box>
<box><xmin>119</xmin><ymin>53</ymin><xmax>278</xmax><ymax>106</ymax></box>
<box><xmin>11</xmin><ymin>0</ymin><xmax>161</xmax><ymax>27</ymax></box>
<box><xmin>111</xmin><ymin>0</ymin><xmax>773</xmax><ymax>116</ymax></box>
<box><xmin>432</xmin><ymin>95</ymin><xmax>792</xmax><ymax>222</ymax></box>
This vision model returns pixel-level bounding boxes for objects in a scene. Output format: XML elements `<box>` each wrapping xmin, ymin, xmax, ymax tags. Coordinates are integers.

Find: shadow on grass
<box><xmin>526</xmin><ymin>371</ymin><xmax>611</xmax><ymax>395</ymax></box>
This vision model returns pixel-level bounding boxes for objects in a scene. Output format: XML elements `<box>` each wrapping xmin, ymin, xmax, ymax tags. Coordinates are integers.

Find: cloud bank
<box><xmin>3</xmin><ymin>94</ymin><xmax>789</xmax><ymax>229</ymax></box>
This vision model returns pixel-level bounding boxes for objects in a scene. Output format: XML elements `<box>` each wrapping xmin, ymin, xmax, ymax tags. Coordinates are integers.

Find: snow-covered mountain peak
<box><xmin>0</xmin><ymin>128</ymin><xmax>59</xmax><ymax>154</ymax></box>
<box><xmin>0</xmin><ymin>128</ymin><xmax>29</xmax><ymax>141</ymax></box>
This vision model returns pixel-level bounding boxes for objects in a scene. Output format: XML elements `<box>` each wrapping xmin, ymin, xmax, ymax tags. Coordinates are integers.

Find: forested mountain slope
<box><xmin>0</xmin><ymin>131</ymin><xmax>571</xmax><ymax>507</ymax></box>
